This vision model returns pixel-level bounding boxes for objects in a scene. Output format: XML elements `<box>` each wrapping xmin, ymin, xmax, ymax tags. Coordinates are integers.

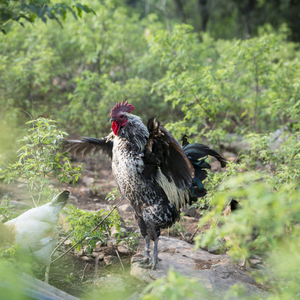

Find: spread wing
<box><xmin>62</xmin><ymin>137</ymin><xmax>113</xmax><ymax>159</ymax></box>
<box><xmin>143</xmin><ymin>118</ymin><xmax>194</xmax><ymax>190</ymax></box>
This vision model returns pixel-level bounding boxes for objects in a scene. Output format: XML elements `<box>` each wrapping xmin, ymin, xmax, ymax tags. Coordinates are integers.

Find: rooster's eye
<box><xmin>120</xmin><ymin>115</ymin><xmax>124</xmax><ymax>119</ymax></box>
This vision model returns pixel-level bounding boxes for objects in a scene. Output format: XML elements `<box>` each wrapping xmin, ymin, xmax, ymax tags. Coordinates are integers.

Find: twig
<box><xmin>51</xmin><ymin>198</ymin><xmax>124</xmax><ymax>264</ymax></box>
<box><xmin>189</xmin><ymin>227</ymin><xmax>199</xmax><ymax>243</ymax></box>
<box><xmin>115</xmin><ymin>250</ymin><xmax>124</xmax><ymax>272</ymax></box>
<box><xmin>95</xmin><ymin>255</ymin><xmax>100</xmax><ymax>278</ymax></box>
<box><xmin>81</xmin><ymin>263</ymin><xmax>89</xmax><ymax>282</ymax></box>
<box><xmin>45</xmin><ymin>265</ymin><xmax>50</xmax><ymax>283</ymax></box>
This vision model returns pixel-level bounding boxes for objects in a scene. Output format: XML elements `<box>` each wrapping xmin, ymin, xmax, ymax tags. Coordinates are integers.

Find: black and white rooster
<box><xmin>63</xmin><ymin>101</ymin><xmax>226</xmax><ymax>269</ymax></box>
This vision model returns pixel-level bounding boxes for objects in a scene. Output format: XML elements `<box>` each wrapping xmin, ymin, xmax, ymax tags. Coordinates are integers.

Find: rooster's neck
<box><xmin>116</xmin><ymin>117</ymin><xmax>149</xmax><ymax>153</ymax></box>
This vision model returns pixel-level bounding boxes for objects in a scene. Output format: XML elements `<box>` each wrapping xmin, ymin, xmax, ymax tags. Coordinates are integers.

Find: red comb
<box><xmin>111</xmin><ymin>100</ymin><xmax>134</xmax><ymax>117</ymax></box>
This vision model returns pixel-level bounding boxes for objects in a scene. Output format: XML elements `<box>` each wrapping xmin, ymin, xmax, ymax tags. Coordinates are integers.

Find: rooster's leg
<box><xmin>139</xmin><ymin>237</ymin><xmax>159</xmax><ymax>270</ymax></box>
<box><xmin>145</xmin><ymin>235</ymin><xmax>151</xmax><ymax>260</ymax></box>
<box><xmin>151</xmin><ymin>238</ymin><xmax>159</xmax><ymax>270</ymax></box>
<box><xmin>138</xmin><ymin>235</ymin><xmax>152</xmax><ymax>266</ymax></box>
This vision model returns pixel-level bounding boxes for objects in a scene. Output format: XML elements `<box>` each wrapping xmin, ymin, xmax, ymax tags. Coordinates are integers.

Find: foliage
<box><xmin>244</xmin><ymin>131</ymin><xmax>300</xmax><ymax>188</ymax></box>
<box><xmin>151</xmin><ymin>24</ymin><xmax>300</xmax><ymax>145</ymax></box>
<box><xmin>1</xmin><ymin>2</ymin><xmax>299</xmax><ymax>141</ymax></box>
<box><xmin>66</xmin><ymin>205</ymin><xmax>122</xmax><ymax>252</ymax></box>
<box><xmin>0</xmin><ymin>0</ymin><xmax>94</xmax><ymax>33</ymax></box>
<box><xmin>105</xmin><ymin>187</ymin><xmax>121</xmax><ymax>202</ymax></box>
<box><xmin>0</xmin><ymin>197</ymin><xmax>18</xmax><ymax>222</ymax></box>
<box><xmin>142</xmin><ymin>269</ymin><xmax>206</xmax><ymax>300</ymax></box>
<box><xmin>192</xmin><ymin>124</ymin><xmax>300</xmax><ymax>298</ymax></box>
<box><xmin>1</xmin><ymin>1</ymin><xmax>300</xmax><ymax>298</ymax></box>
<box><xmin>168</xmin><ymin>211</ymin><xmax>187</xmax><ymax>238</ymax></box>
<box><xmin>66</xmin><ymin>203</ymin><xmax>139</xmax><ymax>252</ymax></box>
<box><xmin>195</xmin><ymin>175</ymin><xmax>300</xmax><ymax>298</ymax></box>
<box><xmin>0</xmin><ymin>118</ymin><xmax>82</xmax><ymax>206</ymax></box>
<box><xmin>114</xmin><ymin>231</ymin><xmax>139</xmax><ymax>251</ymax></box>
<box><xmin>0</xmin><ymin>244</ymin><xmax>36</xmax><ymax>300</ymax></box>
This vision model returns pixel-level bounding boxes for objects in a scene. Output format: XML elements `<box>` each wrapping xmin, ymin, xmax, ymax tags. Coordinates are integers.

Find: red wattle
<box><xmin>112</xmin><ymin>121</ymin><xmax>120</xmax><ymax>136</ymax></box>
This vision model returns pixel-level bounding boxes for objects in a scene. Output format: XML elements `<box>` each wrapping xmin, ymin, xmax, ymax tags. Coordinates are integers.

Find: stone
<box><xmin>64</xmin><ymin>239</ymin><xmax>72</xmax><ymax>246</ymax></box>
<box><xmin>104</xmin><ymin>255</ymin><xmax>118</xmax><ymax>265</ymax></box>
<box><xmin>182</xmin><ymin>206</ymin><xmax>198</xmax><ymax>217</ymax></box>
<box><xmin>117</xmin><ymin>245</ymin><xmax>133</xmax><ymax>255</ymax></box>
<box><xmin>130</xmin><ymin>263</ymin><xmax>153</xmax><ymax>284</ymax></box>
<box><xmin>80</xmin><ymin>188</ymin><xmax>91</xmax><ymax>196</ymax></box>
<box><xmin>94</xmin><ymin>241</ymin><xmax>105</xmax><ymax>251</ymax></box>
<box><xmin>74</xmin><ymin>248</ymin><xmax>84</xmax><ymax>257</ymax></box>
<box><xmin>74</xmin><ymin>246</ymin><xmax>91</xmax><ymax>257</ymax></box>
<box><xmin>69</xmin><ymin>195</ymin><xmax>78</xmax><ymax>203</ymax></box>
<box><xmin>111</xmin><ymin>226</ymin><xmax>127</xmax><ymax>236</ymax></box>
<box><xmin>96</xmin><ymin>204</ymin><xmax>112</xmax><ymax>211</ymax></box>
<box><xmin>81</xmin><ymin>256</ymin><xmax>93</xmax><ymax>262</ymax></box>
<box><xmin>118</xmin><ymin>204</ymin><xmax>134</xmax><ymax>212</ymax></box>
<box><xmin>130</xmin><ymin>236</ymin><xmax>268</xmax><ymax>299</ymax></box>
<box><xmin>82</xmin><ymin>176</ymin><xmax>95</xmax><ymax>186</ymax></box>
<box><xmin>207</xmin><ymin>242</ymin><xmax>227</xmax><ymax>255</ymax></box>
<box><xmin>131</xmin><ymin>254</ymin><xmax>144</xmax><ymax>264</ymax></box>
<box><xmin>107</xmin><ymin>239</ymin><xmax>117</xmax><ymax>247</ymax></box>
<box><xmin>92</xmin><ymin>252</ymin><xmax>105</xmax><ymax>260</ymax></box>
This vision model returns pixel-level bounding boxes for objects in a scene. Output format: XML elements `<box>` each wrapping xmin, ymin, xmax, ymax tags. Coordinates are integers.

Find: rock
<box><xmin>117</xmin><ymin>245</ymin><xmax>133</xmax><ymax>255</ymax></box>
<box><xmin>130</xmin><ymin>236</ymin><xmax>268</xmax><ymax>299</ymax></box>
<box><xmin>94</xmin><ymin>241</ymin><xmax>105</xmax><ymax>250</ymax></box>
<box><xmin>130</xmin><ymin>263</ymin><xmax>153</xmax><ymax>284</ymax></box>
<box><xmin>131</xmin><ymin>254</ymin><xmax>144</xmax><ymax>264</ymax></box>
<box><xmin>69</xmin><ymin>195</ymin><xmax>78</xmax><ymax>203</ymax></box>
<box><xmin>93</xmin><ymin>276</ymin><xmax>126</xmax><ymax>292</ymax></box>
<box><xmin>207</xmin><ymin>241</ymin><xmax>227</xmax><ymax>255</ymax></box>
<box><xmin>118</xmin><ymin>204</ymin><xmax>134</xmax><ymax>212</ymax></box>
<box><xmin>80</xmin><ymin>188</ymin><xmax>91</xmax><ymax>196</ymax></box>
<box><xmin>83</xmin><ymin>246</ymin><xmax>93</xmax><ymax>255</ymax></box>
<box><xmin>182</xmin><ymin>206</ymin><xmax>198</xmax><ymax>217</ymax></box>
<box><xmin>91</xmin><ymin>252</ymin><xmax>105</xmax><ymax>260</ymax></box>
<box><xmin>82</xmin><ymin>176</ymin><xmax>95</xmax><ymax>186</ymax></box>
<box><xmin>96</xmin><ymin>204</ymin><xmax>112</xmax><ymax>211</ymax></box>
<box><xmin>64</xmin><ymin>239</ymin><xmax>72</xmax><ymax>246</ymax></box>
<box><xmin>104</xmin><ymin>255</ymin><xmax>118</xmax><ymax>265</ymax></box>
<box><xmin>74</xmin><ymin>246</ymin><xmax>91</xmax><ymax>257</ymax></box>
<box><xmin>107</xmin><ymin>239</ymin><xmax>117</xmax><ymax>247</ymax></box>
<box><xmin>111</xmin><ymin>225</ymin><xmax>127</xmax><ymax>236</ymax></box>
<box><xmin>74</xmin><ymin>248</ymin><xmax>84</xmax><ymax>257</ymax></box>
<box><xmin>81</xmin><ymin>256</ymin><xmax>93</xmax><ymax>262</ymax></box>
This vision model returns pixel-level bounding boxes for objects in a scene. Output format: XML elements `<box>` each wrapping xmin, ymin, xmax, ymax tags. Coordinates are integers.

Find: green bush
<box><xmin>66</xmin><ymin>205</ymin><xmax>122</xmax><ymax>252</ymax></box>
<box><xmin>0</xmin><ymin>118</ymin><xmax>82</xmax><ymax>205</ymax></box>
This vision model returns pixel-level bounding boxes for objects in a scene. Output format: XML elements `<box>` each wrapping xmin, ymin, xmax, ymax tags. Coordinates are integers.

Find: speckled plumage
<box><xmin>111</xmin><ymin>114</ymin><xmax>182</xmax><ymax>240</ymax></box>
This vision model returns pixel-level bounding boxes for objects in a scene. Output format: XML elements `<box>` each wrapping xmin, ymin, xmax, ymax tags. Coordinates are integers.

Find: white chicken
<box><xmin>0</xmin><ymin>190</ymin><xmax>70</xmax><ymax>266</ymax></box>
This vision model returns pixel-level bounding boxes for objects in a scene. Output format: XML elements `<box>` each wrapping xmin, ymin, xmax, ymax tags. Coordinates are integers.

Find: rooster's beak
<box><xmin>110</xmin><ymin>117</ymin><xmax>116</xmax><ymax>122</ymax></box>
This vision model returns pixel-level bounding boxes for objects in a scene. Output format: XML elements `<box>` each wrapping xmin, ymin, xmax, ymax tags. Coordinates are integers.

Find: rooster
<box><xmin>63</xmin><ymin>101</ymin><xmax>226</xmax><ymax>269</ymax></box>
<box><xmin>0</xmin><ymin>190</ymin><xmax>70</xmax><ymax>266</ymax></box>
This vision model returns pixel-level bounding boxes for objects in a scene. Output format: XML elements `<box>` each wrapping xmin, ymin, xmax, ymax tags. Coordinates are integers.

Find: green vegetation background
<box><xmin>0</xmin><ymin>0</ymin><xmax>300</xmax><ymax>299</ymax></box>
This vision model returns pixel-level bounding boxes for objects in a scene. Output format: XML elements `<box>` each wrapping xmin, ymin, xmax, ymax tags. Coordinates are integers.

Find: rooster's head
<box><xmin>110</xmin><ymin>100</ymin><xmax>134</xmax><ymax>135</ymax></box>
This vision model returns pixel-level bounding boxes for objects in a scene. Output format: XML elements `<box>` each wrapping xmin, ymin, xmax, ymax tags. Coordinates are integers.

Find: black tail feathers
<box><xmin>181</xmin><ymin>136</ymin><xmax>227</xmax><ymax>201</ymax></box>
